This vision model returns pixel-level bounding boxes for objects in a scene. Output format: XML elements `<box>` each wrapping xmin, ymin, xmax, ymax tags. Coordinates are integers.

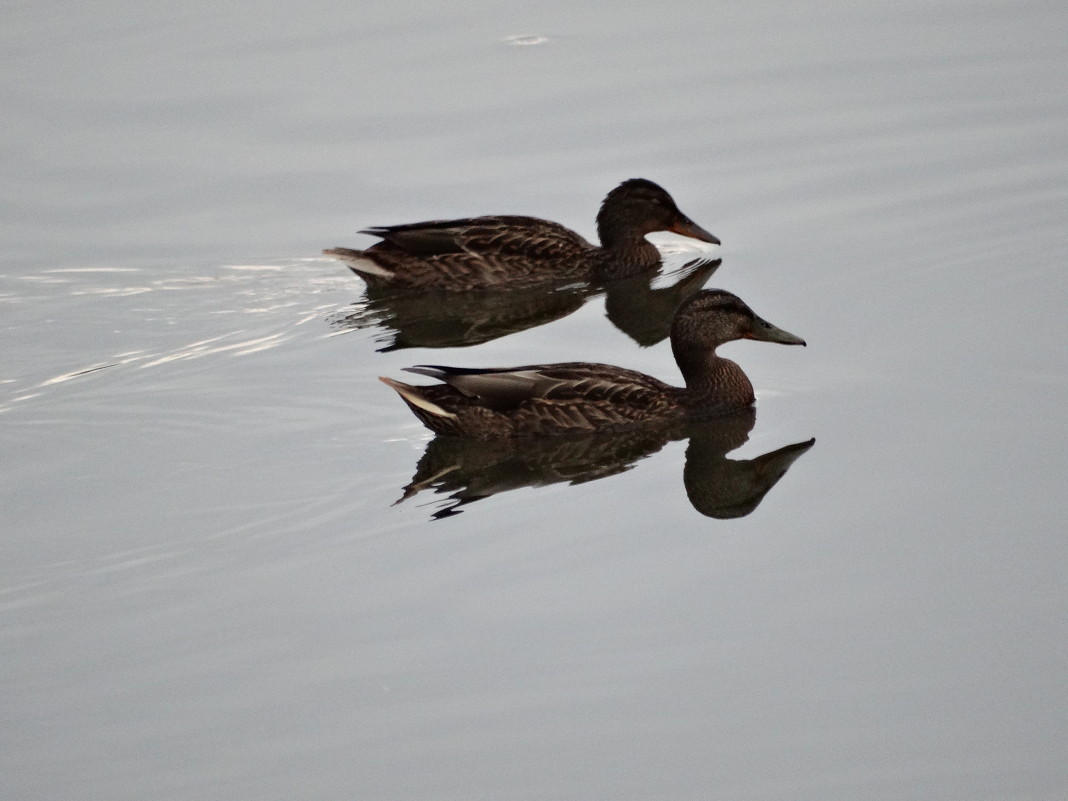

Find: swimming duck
<box><xmin>380</xmin><ymin>289</ymin><xmax>805</xmax><ymax>438</ymax></box>
<box><xmin>324</xmin><ymin>178</ymin><xmax>720</xmax><ymax>290</ymax></box>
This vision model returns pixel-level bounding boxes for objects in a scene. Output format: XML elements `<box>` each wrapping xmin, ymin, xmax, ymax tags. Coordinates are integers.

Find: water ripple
<box><xmin>0</xmin><ymin>259</ymin><xmax>351</xmax><ymax>413</ymax></box>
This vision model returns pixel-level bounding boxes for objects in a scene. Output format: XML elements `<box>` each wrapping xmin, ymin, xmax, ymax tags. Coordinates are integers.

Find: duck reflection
<box><xmin>604</xmin><ymin>259</ymin><xmax>721</xmax><ymax>346</ymax></box>
<box><xmin>330</xmin><ymin>259</ymin><xmax>720</xmax><ymax>351</ymax></box>
<box><xmin>394</xmin><ymin>408</ymin><xmax>814</xmax><ymax>520</ymax></box>
<box><xmin>682</xmin><ymin>423</ymin><xmax>815</xmax><ymax>519</ymax></box>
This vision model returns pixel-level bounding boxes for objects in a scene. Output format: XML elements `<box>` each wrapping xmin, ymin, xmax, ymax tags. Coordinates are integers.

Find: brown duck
<box><xmin>380</xmin><ymin>289</ymin><xmax>805</xmax><ymax>438</ymax></box>
<box><xmin>324</xmin><ymin>178</ymin><xmax>720</xmax><ymax>290</ymax></box>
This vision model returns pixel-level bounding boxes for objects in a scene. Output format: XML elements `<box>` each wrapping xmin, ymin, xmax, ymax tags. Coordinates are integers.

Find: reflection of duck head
<box><xmin>603</xmin><ymin>259</ymin><xmax>721</xmax><ymax>347</ymax></box>
<box><xmin>393</xmin><ymin>407</ymin><xmax>814</xmax><ymax>521</ymax></box>
<box><xmin>683</xmin><ymin>418</ymin><xmax>815</xmax><ymax>518</ymax></box>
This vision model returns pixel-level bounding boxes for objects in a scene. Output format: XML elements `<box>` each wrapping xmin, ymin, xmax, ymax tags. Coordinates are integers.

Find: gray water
<box><xmin>3</xmin><ymin>1</ymin><xmax>1067</xmax><ymax>799</ymax></box>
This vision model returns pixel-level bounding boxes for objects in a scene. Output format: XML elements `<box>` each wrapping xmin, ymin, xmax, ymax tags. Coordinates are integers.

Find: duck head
<box><xmin>597</xmin><ymin>178</ymin><xmax>721</xmax><ymax>249</ymax></box>
<box><xmin>671</xmin><ymin>289</ymin><xmax>806</xmax><ymax>351</ymax></box>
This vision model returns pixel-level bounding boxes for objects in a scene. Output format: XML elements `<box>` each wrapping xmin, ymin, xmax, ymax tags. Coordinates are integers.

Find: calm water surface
<box><xmin>3</xmin><ymin>1</ymin><xmax>1067</xmax><ymax>799</ymax></box>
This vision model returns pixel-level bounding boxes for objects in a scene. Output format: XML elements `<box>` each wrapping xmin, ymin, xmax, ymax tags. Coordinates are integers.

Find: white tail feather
<box><xmin>379</xmin><ymin>377</ymin><xmax>457</xmax><ymax>418</ymax></box>
<box><xmin>324</xmin><ymin>249</ymin><xmax>395</xmax><ymax>279</ymax></box>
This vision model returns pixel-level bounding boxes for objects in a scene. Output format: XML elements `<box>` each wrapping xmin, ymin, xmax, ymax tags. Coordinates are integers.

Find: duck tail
<box><xmin>379</xmin><ymin>376</ymin><xmax>457</xmax><ymax>420</ymax></box>
<box><xmin>323</xmin><ymin>248</ymin><xmax>395</xmax><ymax>280</ymax></box>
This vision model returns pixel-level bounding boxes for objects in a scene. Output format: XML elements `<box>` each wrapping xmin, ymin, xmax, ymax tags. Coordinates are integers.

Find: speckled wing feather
<box><xmin>365</xmin><ymin>216</ymin><xmax>593</xmax><ymax>259</ymax></box>
<box><xmin>407</xmin><ymin>363</ymin><xmax>679</xmax><ymax>412</ymax></box>
<box><xmin>355</xmin><ymin>216</ymin><xmax>597</xmax><ymax>289</ymax></box>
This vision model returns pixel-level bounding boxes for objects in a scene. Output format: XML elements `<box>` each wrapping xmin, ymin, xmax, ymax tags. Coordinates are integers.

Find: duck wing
<box><xmin>364</xmin><ymin>216</ymin><xmax>593</xmax><ymax>259</ymax></box>
<box><xmin>405</xmin><ymin>363</ymin><xmax>675</xmax><ymax>412</ymax></box>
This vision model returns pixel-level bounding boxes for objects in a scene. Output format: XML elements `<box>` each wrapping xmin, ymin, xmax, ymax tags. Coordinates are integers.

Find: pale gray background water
<box><xmin>3</xmin><ymin>1</ymin><xmax>1067</xmax><ymax>799</ymax></box>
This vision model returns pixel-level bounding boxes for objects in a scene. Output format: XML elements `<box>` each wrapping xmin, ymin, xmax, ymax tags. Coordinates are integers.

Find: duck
<box><xmin>324</xmin><ymin>178</ymin><xmax>720</xmax><ymax>290</ymax></box>
<box><xmin>379</xmin><ymin>289</ymin><xmax>805</xmax><ymax>438</ymax></box>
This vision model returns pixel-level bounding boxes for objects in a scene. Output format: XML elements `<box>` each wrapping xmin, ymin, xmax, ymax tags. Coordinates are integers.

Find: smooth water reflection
<box><xmin>330</xmin><ymin>256</ymin><xmax>719</xmax><ymax>350</ymax></box>
<box><xmin>396</xmin><ymin>408</ymin><xmax>815</xmax><ymax>520</ymax></box>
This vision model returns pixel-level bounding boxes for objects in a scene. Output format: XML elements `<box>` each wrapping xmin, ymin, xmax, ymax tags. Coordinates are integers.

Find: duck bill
<box><xmin>747</xmin><ymin>316</ymin><xmax>807</xmax><ymax>346</ymax></box>
<box><xmin>669</xmin><ymin>215</ymin><xmax>721</xmax><ymax>246</ymax></box>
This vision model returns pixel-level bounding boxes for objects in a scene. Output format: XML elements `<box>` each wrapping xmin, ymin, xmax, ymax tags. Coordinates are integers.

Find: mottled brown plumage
<box><xmin>324</xmin><ymin>178</ymin><xmax>719</xmax><ymax>290</ymax></box>
<box><xmin>380</xmin><ymin>289</ymin><xmax>806</xmax><ymax>438</ymax></box>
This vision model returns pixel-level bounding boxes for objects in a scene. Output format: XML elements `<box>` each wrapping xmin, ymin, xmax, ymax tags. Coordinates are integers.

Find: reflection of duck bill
<box><xmin>684</xmin><ymin>437</ymin><xmax>816</xmax><ymax>520</ymax></box>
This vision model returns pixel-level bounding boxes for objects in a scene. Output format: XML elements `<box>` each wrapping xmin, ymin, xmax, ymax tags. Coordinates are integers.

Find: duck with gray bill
<box><xmin>379</xmin><ymin>289</ymin><xmax>805</xmax><ymax>438</ymax></box>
